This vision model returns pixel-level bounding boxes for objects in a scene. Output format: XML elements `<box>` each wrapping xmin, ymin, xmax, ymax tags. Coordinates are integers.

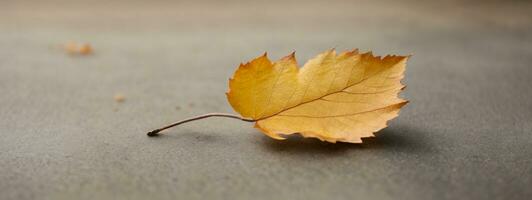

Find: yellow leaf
<box><xmin>227</xmin><ymin>49</ymin><xmax>409</xmax><ymax>143</ymax></box>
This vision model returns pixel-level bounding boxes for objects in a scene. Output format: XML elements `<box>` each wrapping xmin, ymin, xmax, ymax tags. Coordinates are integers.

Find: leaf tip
<box><xmin>348</xmin><ymin>48</ymin><xmax>359</xmax><ymax>54</ymax></box>
<box><xmin>289</xmin><ymin>51</ymin><xmax>296</xmax><ymax>57</ymax></box>
<box><xmin>397</xmin><ymin>100</ymin><xmax>409</xmax><ymax>108</ymax></box>
<box><xmin>281</xmin><ymin>51</ymin><xmax>297</xmax><ymax>61</ymax></box>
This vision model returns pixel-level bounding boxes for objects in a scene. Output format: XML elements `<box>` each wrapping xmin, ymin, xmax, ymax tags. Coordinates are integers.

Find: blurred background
<box><xmin>1</xmin><ymin>0</ymin><xmax>531</xmax><ymax>199</ymax></box>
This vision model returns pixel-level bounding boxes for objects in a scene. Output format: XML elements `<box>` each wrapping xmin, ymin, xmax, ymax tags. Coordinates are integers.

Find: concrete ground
<box><xmin>1</xmin><ymin>0</ymin><xmax>531</xmax><ymax>199</ymax></box>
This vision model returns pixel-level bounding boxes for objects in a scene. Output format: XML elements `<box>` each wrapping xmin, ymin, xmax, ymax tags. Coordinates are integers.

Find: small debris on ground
<box><xmin>63</xmin><ymin>42</ymin><xmax>93</xmax><ymax>55</ymax></box>
<box><xmin>175</xmin><ymin>106</ymin><xmax>181</xmax><ymax>110</ymax></box>
<box><xmin>114</xmin><ymin>93</ymin><xmax>125</xmax><ymax>103</ymax></box>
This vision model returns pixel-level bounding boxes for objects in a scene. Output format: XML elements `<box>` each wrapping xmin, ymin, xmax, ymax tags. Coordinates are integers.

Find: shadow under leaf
<box><xmin>146</xmin><ymin>130</ymin><xmax>224</xmax><ymax>144</ymax></box>
<box><xmin>259</xmin><ymin>125</ymin><xmax>432</xmax><ymax>155</ymax></box>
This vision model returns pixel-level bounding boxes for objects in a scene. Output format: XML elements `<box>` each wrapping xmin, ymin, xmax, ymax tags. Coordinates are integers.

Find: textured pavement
<box><xmin>1</xmin><ymin>0</ymin><xmax>531</xmax><ymax>199</ymax></box>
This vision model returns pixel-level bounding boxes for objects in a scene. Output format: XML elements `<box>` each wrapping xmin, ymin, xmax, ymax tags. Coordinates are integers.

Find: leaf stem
<box><xmin>147</xmin><ymin>113</ymin><xmax>255</xmax><ymax>137</ymax></box>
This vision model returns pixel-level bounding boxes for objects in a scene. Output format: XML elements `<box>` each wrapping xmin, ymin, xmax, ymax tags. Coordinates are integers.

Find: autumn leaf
<box><xmin>147</xmin><ymin>49</ymin><xmax>409</xmax><ymax>144</ymax></box>
<box><xmin>227</xmin><ymin>49</ymin><xmax>408</xmax><ymax>143</ymax></box>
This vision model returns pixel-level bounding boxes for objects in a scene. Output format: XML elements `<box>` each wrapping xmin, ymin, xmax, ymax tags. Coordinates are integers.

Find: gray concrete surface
<box><xmin>1</xmin><ymin>0</ymin><xmax>532</xmax><ymax>199</ymax></box>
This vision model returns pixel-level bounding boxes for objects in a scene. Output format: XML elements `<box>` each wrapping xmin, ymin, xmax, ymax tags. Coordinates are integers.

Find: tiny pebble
<box><xmin>114</xmin><ymin>94</ymin><xmax>125</xmax><ymax>103</ymax></box>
